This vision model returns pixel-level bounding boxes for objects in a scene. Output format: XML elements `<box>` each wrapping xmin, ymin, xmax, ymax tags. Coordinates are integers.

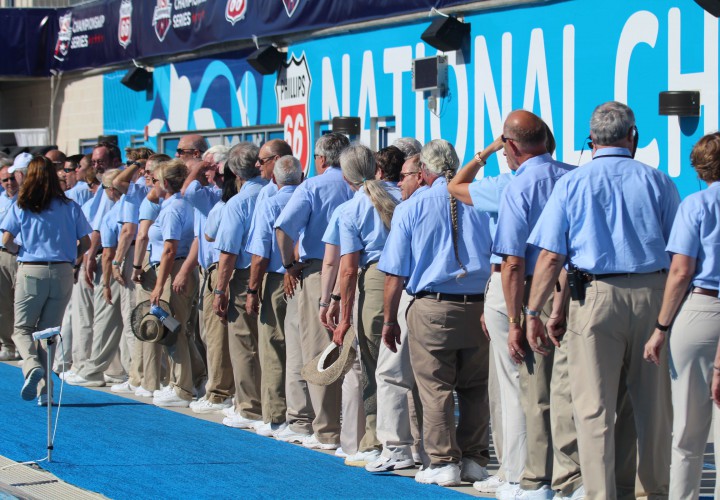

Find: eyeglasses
<box><xmin>313</xmin><ymin>154</ymin><xmax>322</xmax><ymax>159</ymax></box>
<box><xmin>399</xmin><ymin>171</ymin><xmax>420</xmax><ymax>180</ymax></box>
<box><xmin>151</xmin><ymin>177</ymin><xmax>159</xmax><ymax>183</ymax></box>
<box><xmin>501</xmin><ymin>135</ymin><xmax>517</xmax><ymax>143</ymax></box>
<box><xmin>63</xmin><ymin>167</ymin><xmax>77</xmax><ymax>173</ymax></box>
<box><xmin>0</xmin><ymin>177</ymin><xmax>15</xmax><ymax>183</ymax></box>
<box><xmin>91</xmin><ymin>159</ymin><xmax>107</xmax><ymax>167</ymax></box>
<box><xmin>257</xmin><ymin>155</ymin><xmax>278</xmax><ymax>165</ymax></box>
<box><xmin>176</xmin><ymin>148</ymin><xmax>197</xmax><ymax>156</ymax></box>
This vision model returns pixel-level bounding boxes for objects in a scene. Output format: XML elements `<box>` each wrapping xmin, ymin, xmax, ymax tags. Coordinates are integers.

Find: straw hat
<box><xmin>301</xmin><ymin>326</ymin><xmax>357</xmax><ymax>386</ymax></box>
<box><xmin>131</xmin><ymin>300</ymin><xmax>179</xmax><ymax>346</ymax></box>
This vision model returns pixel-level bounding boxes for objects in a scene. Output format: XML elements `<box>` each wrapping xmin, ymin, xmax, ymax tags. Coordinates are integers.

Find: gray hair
<box><xmin>315</xmin><ymin>132</ymin><xmax>350</xmax><ymax>166</ymax></box>
<box><xmin>226</xmin><ymin>142</ymin><xmax>260</xmax><ymax>180</ymax></box>
<box><xmin>590</xmin><ymin>101</ymin><xmax>636</xmax><ymax>146</ymax></box>
<box><xmin>0</xmin><ymin>152</ymin><xmax>12</xmax><ymax>168</ymax></box>
<box><xmin>340</xmin><ymin>143</ymin><xmax>398</xmax><ymax>228</ymax></box>
<box><xmin>420</xmin><ymin>139</ymin><xmax>459</xmax><ymax>175</ymax></box>
<box><xmin>273</xmin><ymin>155</ymin><xmax>302</xmax><ymax>186</ymax></box>
<box><xmin>392</xmin><ymin>137</ymin><xmax>422</xmax><ymax>158</ymax></box>
<box><xmin>203</xmin><ymin>145</ymin><xmax>229</xmax><ymax>164</ymax></box>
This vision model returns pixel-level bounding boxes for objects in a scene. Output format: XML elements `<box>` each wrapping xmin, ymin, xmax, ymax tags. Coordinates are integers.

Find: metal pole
<box><xmin>46</xmin><ymin>338</ymin><xmax>54</xmax><ymax>462</ymax></box>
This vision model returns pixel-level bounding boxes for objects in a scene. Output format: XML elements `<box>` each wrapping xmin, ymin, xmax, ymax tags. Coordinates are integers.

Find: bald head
<box><xmin>176</xmin><ymin>134</ymin><xmax>208</xmax><ymax>161</ymax></box>
<box><xmin>45</xmin><ymin>149</ymin><xmax>67</xmax><ymax>166</ymax></box>
<box><xmin>503</xmin><ymin>110</ymin><xmax>547</xmax><ymax>152</ymax></box>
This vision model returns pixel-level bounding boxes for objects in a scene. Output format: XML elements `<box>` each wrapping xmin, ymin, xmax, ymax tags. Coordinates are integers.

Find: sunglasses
<box><xmin>152</xmin><ymin>177</ymin><xmax>159</xmax><ymax>183</ymax></box>
<box><xmin>399</xmin><ymin>171</ymin><xmax>420</xmax><ymax>180</ymax></box>
<box><xmin>257</xmin><ymin>155</ymin><xmax>278</xmax><ymax>165</ymax></box>
<box><xmin>126</xmin><ymin>160</ymin><xmax>141</xmax><ymax>167</ymax></box>
<box><xmin>176</xmin><ymin>148</ymin><xmax>197</xmax><ymax>156</ymax></box>
<box><xmin>0</xmin><ymin>177</ymin><xmax>15</xmax><ymax>183</ymax></box>
<box><xmin>501</xmin><ymin>135</ymin><xmax>517</xmax><ymax>143</ymax></box>
<box><xmin>63</xmin><ymin>167</ymin><xmax>77</xmax><ymax>173</ymax></box>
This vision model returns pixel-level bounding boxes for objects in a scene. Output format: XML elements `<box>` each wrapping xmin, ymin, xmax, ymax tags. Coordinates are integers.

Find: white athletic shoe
<box><xmin>111</xmin><ymin>381</ymin><xmax>138</xmax><ymax>394</ymax></box>
<box><xmin>274</xmin><ymin>425</ymin><xmax>311</xmax><ymax>443</ymax></box>
<box><xmin>365</xmin><ymin>455</ymin><xmax>415</xmax><ymax>472</ymax></box>
<box><xmin>222</xmin><ymin>414</ymin><xmax>262</xmax><ymax>429</ymax></box>
<box><xmin>344</xmin><ymin>449</ymin><xmax>381</xmax><ymax>467</ymax></box>
<box><xmin>134</xmin><ymin>386</ymin><xmax>153</xmax><ymax>398</ymax></box>
<box><xmin>301</xmin><ymin>434</ymin><xmax>338</xmax><ymax>450</ymax></box>
<box><xmin>474</xmin><ymin>474</ymin><xmax>506</xmax><ymax>493</ymax></box>
<box><xmin>415</xmin><ymin>464</ymin><xmax>461</xmax><ymax>487</ymax></box>
<box><xmin>461</xmin><ymin>457</ymin><xmax>489</xmax><ymax>482</ymax></box>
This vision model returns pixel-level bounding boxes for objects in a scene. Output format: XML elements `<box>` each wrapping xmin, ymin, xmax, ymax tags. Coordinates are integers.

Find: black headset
<box><xmin>630</xmin><ymin>125</ymin><xmax>639</xmax><ymax>158</ymax></box>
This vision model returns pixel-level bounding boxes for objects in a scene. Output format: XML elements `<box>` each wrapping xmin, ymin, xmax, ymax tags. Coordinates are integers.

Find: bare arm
<box><xmin>246</xmin><ymin>254</ymin><xmax>269</xmax><ymax>317</ymax></box>
<box><xmin>101</xmin><ymin>246</ymin><xmax>115</xmax><ymax>304</ymax></box>
<box><xmin>320</xmin><ymin>243</ymin><xmax>341</xmax><ymax>304</ymax></box>
<box><xmin>212</xmin><ymin>251</ymin><xmax>238</xmax><ymax>320</ymax></box>
<box><xmin>447</xmin><ymin>136</ymin><xmax>504</xmax><ymax>205</ymax></box>
<box><xmin>2</xmin><ymin>231</ymin><xmax>18</xmax><ymax>254</ymax></box>
<box><xmin>332</xmin><ymin>251</ymin><xmax>359</xmax><ymax>345</ymax></box>
<box><xmin>181</xmin><ymin>161</ymin><xmax>207</xmax><ymax>195</ymax></box>
<box><xmin>115</xmin><ymin>222</ymin><xmax>138</xmax><ymax>265</ymax></box>
<box><xmin>113</xmin><ymin>163</ymin><xmax>140</xmax><ymax>194</ymax></box>
<box><xmin>150</xmin><ymin>240</ymin><xmax>178</xmax><ymax>305</ymax></box>
<box><xmin>502</xmin><ymin>255</ymin><xmax>527</xmax><ymax>363</ymax></box>
<box><xmin>381</xmin><ymin>274</ymin><xmax>405</xmax><ymax>353</ymax></box>
<box><xmin>524</xmin><ymin>249</ymin><xmax>565</xmax><ymax>359</ymax></box>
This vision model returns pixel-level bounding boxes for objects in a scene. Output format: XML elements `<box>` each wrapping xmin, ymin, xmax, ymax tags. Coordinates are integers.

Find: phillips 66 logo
<box><xmin>275</xmin><ymin>53</ymin><xmax>312</xmax><ymax>173</ymax></box>
<box><xmin>225</xmin><ymin>0</ymin><xmax>246</xmax><ymax>25</ymax></box>
<box><xmin>118</xmin><ymin>0</ymin><xmax>132</xmax><ymax>49</ymax></box>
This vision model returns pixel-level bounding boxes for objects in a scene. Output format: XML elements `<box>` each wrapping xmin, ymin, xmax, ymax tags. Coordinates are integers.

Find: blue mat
<box><xmin>0</xmin><ymin>363</ymin><xmax>466</xmax><ymax>499</ymax></box>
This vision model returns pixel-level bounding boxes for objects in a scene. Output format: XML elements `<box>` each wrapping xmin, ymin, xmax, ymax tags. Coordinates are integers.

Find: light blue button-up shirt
<box><xmin>256</xmin><ymin>181</ymin><xmax>278</xmax><ymax>208</ymax></box>
<box><xmin>100</xmin><ymin>202</ymin><xmax>122</xmax><ymax>248</ymax></box>
<box><xmin>275</xmin><ymin>166</ymin><xmax>353</xmax><ymax>261</ymax></box>
<box><xmin>139</xmin><ymin>197</ymin><xmax>161</xmax><ymax>222</ymax></box>
<box><xmin>339</xmin><ymin>183</ymin><xmax>402</xmax><ymax>267</ymax></box>
<box><xmin>322</xmin><ymin>199</ymin><xmax>353</xmax><ymax>247</ymax></box>
<box><xmin>493</xmin><ymin>154</ymin><xmax>574</xmax><ymax>275</ymax></box>
<box><xmin>666</xmin><ymin>182</ymin><xmax>720</xmax><ymax>290</ymax></box>
<box><xmin>0</xmin><ymin>191</ymin><xmax>17</xmax><ymax>250</ymax></box>
<box><xmin>120</xmin><ymin>182</ymin><xmax>151</xmax><ymax>225</ymax></box>
<box><xmin>66</xmin><ymin>181</ymin><xmax>93</xmax><ymax>207</ymax></box>
<box><xmin>468</xmin><ymin>173</ymin><xmax>513</xmax><ymax>265</ymax></box>
<box><xmin>147</xmin><ymin>192</ymin><xmax>194</xmax><ymax>265</ymax></box>
<box><xmin>185</xmin><ymin>180</ymin><xmax>222</xmax><ymax>271</ymax></box>
<box><xmin>89</xmin><ymin>188</ymin><xmax>116</xmax><ymax>232</ymax></box>
<box><xmin>1</xmin><ymin>198</ymin><xmax>92</xmax><ymax>263</ymax></box>
<box><xmin>204</xmin><ymin>200</ymin><xmax>225</xmax><ymax>265</ymax></box>
<box><xmin>215</xmin><ymin>177</ymin><xmax>269</xmax><ymax>269</ymax></box>
<box><xmin>246</xmin><ymin>185</ymin><xmax>298</xmax><ymax>274</ymax></box>
<box><xmin>378</xmin><ymin>177</ymin><xmax>492</xmax><ymax>294</ymax></box>
<box><xmin>528</xmin><ymin>148</ymin><xmax>680</xmax><ymax>274</ymax></box>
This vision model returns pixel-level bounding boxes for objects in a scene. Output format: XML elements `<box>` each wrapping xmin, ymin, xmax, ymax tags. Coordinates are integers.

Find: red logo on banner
<box><xmin>282</xmin><ymin>0</ymin><xmax>300</xmax><ymax>17</ymax></box>
<box><xmin>152</xmin><ymin>0</ymin><xmax>171</xmax><ymax>42</ymax></box>
<box><xmin>53</xmin><ymin>13</ymin><xmax>72</xmax><ymax>61</ymax></box>
<box><xmin>225</xmin><ymin>0</ymin><xmax>246</xmax><ymax>25</ymax></box>
<box><xmin>118</xmin><ymin>0</ymin><xmax>132</xmax><ymax>49</ymax></box>
<box><xmin>276</xmin><ymin>53</ymin><xmax>312</xmax><ymax>174</ymax></box>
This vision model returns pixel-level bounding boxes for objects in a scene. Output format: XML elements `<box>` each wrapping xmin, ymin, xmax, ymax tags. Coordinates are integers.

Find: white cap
<box><xmin>8</xmin><ymin>152</ymin><xmax>32</xmax><ymax>174</ymax></box>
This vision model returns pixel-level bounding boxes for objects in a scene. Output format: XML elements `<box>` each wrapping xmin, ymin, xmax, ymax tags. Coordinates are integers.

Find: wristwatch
<box><xmin>213</xmin><ymin>289</ymin><xmax>225</xmax><ymax>295</ymax></box>
<box><xmin>283</xmin><ymin>260</ymin><xmax>297</xmax><ymax>270</ymax></box>
<box><xmin>524</xmin><ymin>307</ymin><xmax>541</xmax><ymax>318</ymax></box>
<box><xmin>330</xmin><ymin>293</ymin><xmax>341</xmax><ymax>302</ymax></box>
<box><xmin>474</xmin><ymin>152</ymin><xmax>486</xmax><ymax>167</ymax></box>
<box><xmin>112</xmin><ymin>260</ymin><xmax>122</xmax><ymax>267</ymax></box>
<box><xmin>246</xmin><ymin>287</ymin><xmax>258</xmax><ymax>295</ymax></box>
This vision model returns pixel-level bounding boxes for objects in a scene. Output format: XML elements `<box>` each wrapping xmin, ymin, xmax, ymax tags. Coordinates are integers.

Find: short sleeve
<box><xmin>527</xmin><ymin>179</ymin><xmax>569</xmax><ymax>255</ymax></box>
<box><xmin>338</xmin><ymin>211</ymin><xmax>363</xmax><ymax>256</ymax></box>
<box><xmin>274</xmin><ymin>185</ymin><xmax>312</xmax><ymax>240</ymax></box>
<box><xmin>0</xmin><ymin>204</ymin><xmax>20</xmax><ymax>237</ymax></box>
<box><xmin>245</xmin><ymin>201</ymin><xmax>274</xmax><ymax>258</ymax></box>
<box><xmin>215</xmin><ymin>200</ymin><xmax>245</xmax><ymax>255</ymax></box>
<box><xmin>666</xmin><ymin>198</ymin><xmax>701</xmax><ymax>258</ymax></box>
<box><xmin>493</xmin><ymin>185</ymin><xmax>530</xmax><ymax>258</ymax></box>
<box><xmin>161</xmin><ymin>208</ymin><xmax>184</xmax><ymax>241</ymax></box>
<box><xmin>377</xmin><ymin>208</ymin><xmax>412</xmax><ymax>277</ymax></box>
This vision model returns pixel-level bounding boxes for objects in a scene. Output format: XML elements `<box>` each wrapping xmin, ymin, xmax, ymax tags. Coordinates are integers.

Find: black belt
<box><xmin>21</xmin><ymin>261</ymin><xmax>71</xmax><ymax>266</ymax></box>
<box><xmin>0</xmin><ymin>248</ymin><xmax>17</xmax><ymax>256</ymax></box>
<box><xmin>584</xmin><ymin>269</ymin><xmax>666</xmax><ymax>282</ymax></box>
<box><xmin>414</xmin><ymin>291</ymin><xmax>484</xmax><ymax>303</ymax></box>
<box><xmin>693</xmin><ymin>287</ymin><xmax>719</xmax><ymax>298</ymax></box>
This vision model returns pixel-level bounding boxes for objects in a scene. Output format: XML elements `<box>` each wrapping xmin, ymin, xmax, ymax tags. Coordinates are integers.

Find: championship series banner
<box><xmin>0</xmin><ymin>0</ymin><xmax>491</xmax><ymax>76</ymax></box>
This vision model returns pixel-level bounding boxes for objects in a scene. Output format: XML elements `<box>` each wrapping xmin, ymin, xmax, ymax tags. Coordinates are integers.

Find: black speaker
<box><xmin>121</xmin><ymin>67</ymin><xmax>152</xmax><ymax>92</ymax></box>
<box><xmin>332</xmin><ymin>116</ymin><xmax>361</xmax><ymax>135</ymax></box>
<box><xmin>695</xmin><ymin>0</ymin><xmax>720</xmax><ymax>17</ymax></box>
<box><xmin>421</xmin><ymin>16</ymin><xmax>470</xmax><ymax>52</ymax></box>
<box><xmin>248</xmin><ymin>46</ymin><xmax>284</xmax><ymax>75</ymax></box>
<box><xmin>659</xmin><ymin>91</ymin><xmax>701</xmax><ymax>116</ymax></box>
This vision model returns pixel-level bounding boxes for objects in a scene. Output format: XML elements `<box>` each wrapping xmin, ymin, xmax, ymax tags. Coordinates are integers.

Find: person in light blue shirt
<box><xmin>332</xmin><ymin>144</ymin><xmax>400</xmax><ymax>464</ymax></box>
<box><xmin>142</xmin><ymin>159</ymin><xmax>197</xmax><ymax>408</ymax></box>
<box><xmin>0</xmin><ymin>164</ymin><xmax>20</xmax><ymax>361</ymax></box>
<box><xmin>379</xmin><ymin>139</ymin><xmax>492</xmax><ymax>486</ymax></box>
<box><xmin>273</xmin><ymin>133</ymin><xmax>351</xmax><ymax>449</ymax></box>
<box><xmin>210</xmin><ymin>142</ymin><xmax>268</xmax><ymax>430</ymax></box>
<box><xmin>525</xmin><ymin>101</ymin><xmax>679</xmax><ymax>499</ymax></box>
<box><xmin>643</xmin><ymin>133</ymin><xmax>720</xmax><ymax>499</ymax></box>
<box><xmin>245</xmin><ymin>155</ymin><xmax>302</xmax><ymax>435</ymax></box>
<box><xmin>1</xmin><ymin>156</ymin><xmax>91</xmax><ymax>402</ymax></box>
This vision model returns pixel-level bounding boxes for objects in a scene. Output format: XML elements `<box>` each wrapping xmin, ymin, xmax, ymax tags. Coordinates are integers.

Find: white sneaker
<box><xmin>111</xmin><ymin>381</ymin><xmax>138</xmax><ymax>394</ymax></box>
<box><xmin>301</xmin><ymin>433</ymin><xmax>339</xmax><ymax>450</ymax></box>
<box><xmin>0</xmin><ymin>348</ymin><xmax>19</xmax><ymax>361</ymax></box>
<box><xmin>553</xmin><ymin>485</ymin><xmax>585</xmax><ymax>500</ymax></box>
<box><xmin>461</xmin><ymin>457</ymin><xmax>489</xmax><ymax>482</ymax></box>
<box><xmin>21</xmin><ymin>367</ymin><xmax>44</xmax><ymax>401</ymax></box>
<box><xmin>365</xmin><ymin>454</ymin><xmax>415</xmax><ymax>472</ymax></box>
<box><xmin>517</xmin><ymin>485</ymin><xmax>554</xmax><ymax>500</ymax></box>
<box><xmin>222</xmin><ymin>413</ymin><xmax>263</xmax><ymax>429</ymax></box>
<box><xmin>104</xmin><ymin>374</ymin><xmax>127</xmax><ymax>385</ymax></box>
<box><xmin>58</xmin><ymin>370</ymin><xmax>75</xmax><ymax>381</ymax></box>
<box><xmin>474</xmin><ymin>475</ymin><xmax>506</xmax><ymax>494</ymax></box>
<box><xmin>334</xmin><ymin>447</ymin><xmax>348</xmax><ymax>458</ymax></box>
<box><xmin>345</xmin><ymin>449</ymin><xmax>381</xmax><ymax>467</ymax></box>
<box><xmin>222</xmin><ymin>405</ymin><xmax>238</xmax><ymax>418</ymax></box>
<box><xmin>134</xmin><ymin>386</ymin><xmax>153</xmax><ymax>398</ymax></box>
<box><xmin>37</xmin><ymin>394</ymin><xmax>49</xmax><ymax>407</ymax></box>
<box><xmin>153</xmin><ymin>385</ymin><xmax>173</xmax><ymax>398</ymax></box>
<box><xmin>190</xmin><ymin>397</ymin><xmax>232</xmax><ymax>414</ymax></box>
<box><xmin>274</xmin><ymin>425</ymin><xmax>311</xmax><ymax>443</ymax></box>
<box><xmin>152</xmin><ymin>389</ymin><xmax>190</xmax><ymax>408</ymax></box>
<box><xmin>255</xmin><ymin>421</ymin><xmax>287</xmax><ymax>437</ymax></box>
<box><xmin>496</xmin><ymin>482</ymin><xmax>522</xmax><ymax>500</ymax></box>
<box><xmin>66</xmin><ymin>373</ymin><xmax>105</xmax><ymax>387</ymax></box>
<box><xmin>415</xmin><ymin>463</ymin><xmax>461</xmax><ymax>487</ymax></box>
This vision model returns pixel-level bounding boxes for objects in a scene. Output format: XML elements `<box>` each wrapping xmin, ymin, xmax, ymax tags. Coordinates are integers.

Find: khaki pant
<box><xmin>297</xmin><ymin>260</ymin><xmax>341</xmax><ymax>444</ymax></box>
<box><xmin>138</xmin><ymin>259</ymin><xmax>197</xmax><ymax>400</ymax></box>
<box><xmin>341</xmin><ymin>349</ymin><xmax>366</xmax><ymax>455</ymax></box>
<box><xmin>0</xmin><ymin>250</ymin><xmax>18</xmax><ymax>350</ymax></box>
<box><xmin>71</xmin><ymin>262</ymin><xmax>94</xmax><ymax>369</ymax></box>
<box><xmin>118</xmin><ymin>246</ymin><xmax>138</xmax><ymax>382</ymax></box>
<box><xmin>407</xmin><ymin>296</ymin><xmax>489</xmax><ymax>466</ymax></box>
<box><xmin>227</xmin><ymin>268</ymin><xmax>262</xmax><ymax>419</ymax></box>
<box><xmin>284</xmin><ymin>291</ymin><xmax>314</xmax><ymax>433</ymax></box>
<box><xmin>356</xmin><ymin>263</ymin><xmax>384</xmax><ymax>452</ymax></box>
<box><xmin>668</xmin><ymin>291</ymin><xmax>720</xmax><ymax>500</ymax></box>
<box><xmin>132</xmin><ymin>258</ymin><xmax>162</xmax><ymax>391</ymax></box>
<box><xmin>200</xmin><ymin>266</ymin><xmax>233</xmax><ymax>403</ymax></box>
<box><xmin>567</xmin><ymin>272</ymin><xmax>671</xmax><ymax>500</ymax></box>
<box><xmin>74</xmin><ymin>257</ymin><xmax>124</xmax><ymax>381</ymax></box>
<box><xmin>259</xmin><ymin>272</ymin><xmax>287</xmax><ymax>423</ymax></box>
<box><xmin>13</xmin><ymin>262</ymin><xmax>74</xmax><ymax>391</ymax></box>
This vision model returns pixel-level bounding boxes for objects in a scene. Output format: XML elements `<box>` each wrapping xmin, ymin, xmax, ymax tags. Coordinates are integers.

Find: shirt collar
<box><xmin>240</xmin><ymin>176</ymin><xmax>269</xmax><ymax>192</ymax></box>
<box><xmin>516</xmin><ymin>153</ymin><xmax>553</xmax><ymax>176</ymax></box>
<box><xmin>277</xmin><ymin>185</ymin><xmax>297</xmax><ymax>194</ymax></box>
<box><xmin>167</xmin><ymin>192</ymin><xmax>182</xmax><ymax>202</ymax></box>
<box><xmin>593</xmin><ymin>147</ymin><xmax>633</xmax><ymax>159</ymax></box>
